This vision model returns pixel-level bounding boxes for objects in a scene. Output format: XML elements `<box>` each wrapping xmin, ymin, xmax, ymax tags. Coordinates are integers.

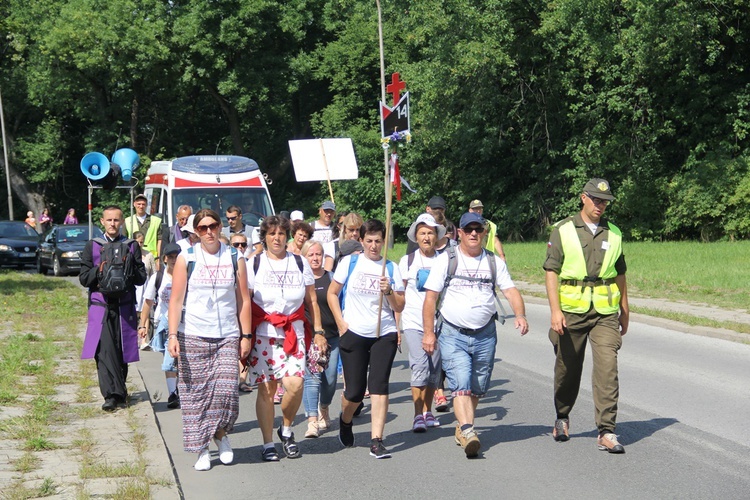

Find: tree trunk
<box><xmin>206</xmin><ymin>84</ymin><xmax>246</xmax><ymax>156</ymax></box>
<box><xmin>1</xmin><ymin>158</ymin><xmax>46</xmax><ymax>224</ymax></box>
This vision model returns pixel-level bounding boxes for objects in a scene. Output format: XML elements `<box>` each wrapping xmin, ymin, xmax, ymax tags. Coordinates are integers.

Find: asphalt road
<box><xmin>135</xmin><ymin>301</ymin><xmax>750</xmax><ymax>499</ymax></box>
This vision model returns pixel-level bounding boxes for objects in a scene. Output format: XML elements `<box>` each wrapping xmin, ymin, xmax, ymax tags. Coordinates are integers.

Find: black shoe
<box><xmin>167</xmin><ymin>391</ymin><xmax>180</xmax><ymax>409</ymax></box>
<box><xmin>261</xmin><ymin>446</ymin><xmax>280</xmax><ymax>462</ymax></box>
<box><xmin>116</xmin><ymin>395</ymin><xmax>128</xmax><ymax>409</ymax></box>
<box><xmin>369</xmin><ymin>438</ymin><xmax>391</xmax><ymax>459</ymax></box>
<box><xmin>353</xmin><ymin>401</ymin><xmax>365</xmax><ymax>417</ymax></box>
<box><xmin>277</xmin><ymin>427</ymin><xmax>301</xmax><ymax>458</ymax></box>
<box><xmin>339</xmin><ymin>415</ymin><xmax>354</xmax><ymax>447</ymax></box>
<box><xmin>102</xmin><ymin>398</ymin><xmax>116</xmax><ymax>412</ymax></box>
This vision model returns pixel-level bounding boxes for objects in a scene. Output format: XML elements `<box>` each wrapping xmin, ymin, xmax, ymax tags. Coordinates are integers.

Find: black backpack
<box><xmin>94</xmin><ymin>238</ymin><xmax>135</xmax><ymax>298</ymax></box>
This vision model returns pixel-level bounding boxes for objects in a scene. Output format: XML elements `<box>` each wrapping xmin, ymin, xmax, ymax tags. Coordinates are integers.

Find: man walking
<box><xmin>80</xmin><ymin>205</ymin><xmax>147</xmax><ymax>411</ymax></box>
<box><xmin>167</xmin><ymin>205</ymin><xmax>192</xmax><ymax>243</ymax></box>
<box><xmin>221</xmin><ymin>205</ymin><xmax>261</xmax><ymax>254</ymax></box>
<box><xmin>312</xmin><ymin>200</ymin><xmax>336</xmax><ymax>243</ymax></box>
<box><xmin>422</xmin><ymin>212</ymin><xmax>528</xmax><ymax>458</ymax></box>
<box><xmin>544</xmin><ymin>178</ymin><xmax>629</xmax><ymax>453</ymax></box>
<box><xmin>468</xmin><ymin>199</ymin><xmax>505</xmax><ymax>260</ymax></box>
<box><xmin>123</xmin><ymin>194</ymin><xmax>163</xmax><ymax>262</ymax></box>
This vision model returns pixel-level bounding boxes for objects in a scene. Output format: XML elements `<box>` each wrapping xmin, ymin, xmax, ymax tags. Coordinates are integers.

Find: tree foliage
<box><xmin>1</xmin><ymin>0</ymin><xmax>749</xmax><ymax>241</ymax></box>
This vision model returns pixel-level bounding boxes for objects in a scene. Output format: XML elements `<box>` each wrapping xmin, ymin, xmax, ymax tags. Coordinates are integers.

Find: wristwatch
<box><xmin>314</xmin><ymin>330</ymin><xmax>325</xmax><ymax>336</ymax></box>
<box><xmin>240</xmin><ymin>334</ymin><xmax>252</xmax><ymax>339</ymax></box>
<box><xmin>384</xmin><ymin>288</ymin><xmax>393</xmax><ymax>296</ymax></box>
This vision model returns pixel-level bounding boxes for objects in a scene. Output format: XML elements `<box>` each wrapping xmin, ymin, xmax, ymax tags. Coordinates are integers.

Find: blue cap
<box><xmin>459</xmin><ymin>212</ymin><xmax>485</xmax><ymax>228</ymax></box>
<box><xmin>321</xmin><ymin>200</ymin><xmax>336</xmax><ymax>211</ymax></box>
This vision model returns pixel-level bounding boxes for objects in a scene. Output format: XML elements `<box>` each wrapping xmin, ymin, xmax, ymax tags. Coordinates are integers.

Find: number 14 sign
<box><xmin>380</xmin><ymin>72</ymin><xmax>410</xmax><ymax>138</ymax></box>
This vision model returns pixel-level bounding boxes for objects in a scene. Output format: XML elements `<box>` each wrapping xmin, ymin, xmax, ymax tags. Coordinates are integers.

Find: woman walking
<box><xmin>301</xmin><ymin>240</ymin><xmax>340</xmax><ymax>438</ymax></box>
<box><xmin>248</xmin><ymin>215</ymin><xmax>324</xmax><ymax>461</ymax></box>
<box><xmin>167</xmin><ymin>209</ymin><xmax>252</xmax><ymax>471</ymax></box>
<box><xmin>327</xmin><ymin>219</ymin><xmax>405</xmax><ymax>459</ymax></box>
<box><xmin>64</xmin><ymin>208</ymin><xmax>78</xmax><ymax>225</ymax></box>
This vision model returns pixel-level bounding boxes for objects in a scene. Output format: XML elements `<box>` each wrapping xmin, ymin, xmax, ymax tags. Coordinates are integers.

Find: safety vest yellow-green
<box><xmin>124</xmin><ymin>214</ymin><xmax>162</xmax><ymax>258</ymax></box>
<box><xmin>558</xmin><ymin>220</ymin><xmax>622</xmax><ymax>315</ymax></box>
<box><xmin>483</xmin><ymin>220</ymin><xmax>498</xmax><ymax>254</ymax></box>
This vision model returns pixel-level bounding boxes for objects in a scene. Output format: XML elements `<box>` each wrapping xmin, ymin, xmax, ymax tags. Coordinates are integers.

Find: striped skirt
<box><xmin>178</xmin><ymin>334</ymin><xmax>239</xmax><ymax>453</ymax></box>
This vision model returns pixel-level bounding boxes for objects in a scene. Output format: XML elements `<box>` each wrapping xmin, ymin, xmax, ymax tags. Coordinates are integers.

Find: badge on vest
<box><xmin>601</xmin><ymin>240</ymin><xmax>610</xmax><ymax>250</ymax></box>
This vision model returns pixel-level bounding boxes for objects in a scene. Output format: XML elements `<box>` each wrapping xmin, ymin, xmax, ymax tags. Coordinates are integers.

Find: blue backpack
<box><xmin>339</xmin><ymin>254</ymin><xmax>394</xmax><ymax>310</ymax></box>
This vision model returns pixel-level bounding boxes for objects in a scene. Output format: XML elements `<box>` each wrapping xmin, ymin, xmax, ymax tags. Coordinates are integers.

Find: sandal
<box><xmin>239</xmin><ymin>382</ymin><xmax>253</xmax><ymax>392</ymax></box>
<box><xmin>434</xmin><ymin>395</ymin><xmax>449</xmax><ymax>412</ymax></box>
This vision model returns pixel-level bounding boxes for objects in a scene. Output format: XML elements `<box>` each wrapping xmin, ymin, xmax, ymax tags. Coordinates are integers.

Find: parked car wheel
<box><xmin>36</xmin><ymin>256</ymin><xmax>46</xmax><ymax>275</ymax></box>
<box><xmin>53</xmin><ymin>256</ymin><xmax>63</xmax><ymax>277</ymax></box>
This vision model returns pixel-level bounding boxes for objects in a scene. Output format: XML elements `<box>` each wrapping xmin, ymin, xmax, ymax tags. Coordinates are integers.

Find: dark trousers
<box><xmin>549</xmin><ymin>308</ymin><xmax>621</xmax><ymax>434</ymax></box>
<box><xmin>95</xmin><ymin>306</ymin><xmax>129</xmax><ymax>401</ymax></box>
<box><xmin>340</xmin><ymin>331</ymin><xmax>398</xmax><ymax>402</ymax></box>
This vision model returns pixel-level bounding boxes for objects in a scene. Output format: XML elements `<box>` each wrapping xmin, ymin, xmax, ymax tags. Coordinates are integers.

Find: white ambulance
<box><xmin>143</xmin><ymin>155</ymin><xmax>274</xmax><ymax>227</ymax></box>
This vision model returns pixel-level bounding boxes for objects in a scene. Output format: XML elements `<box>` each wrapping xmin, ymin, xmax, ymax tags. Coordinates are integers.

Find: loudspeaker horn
<box><xmin>111</xmin><ymin>148</ymin><xmax>139</xmax><ymax>182</ymax></box>
<box><xmin>80</xmin><ymin>152</ymin><xmax>111</xmax><ymax>181</ymax></box>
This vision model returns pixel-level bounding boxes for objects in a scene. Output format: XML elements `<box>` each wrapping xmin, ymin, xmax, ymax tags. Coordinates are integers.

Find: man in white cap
<box><xmin>313</xmin><ymin>200</ymin><xmax>336</xmax><ymax>243</ymax></box>
<box><xmin>290</xmin><ymin>210</ymin><xmax>304</xmax><ymax>222</ymax></box>
<box><xmin>468</xmin><ymin>199</ymin><xmax>505</xmax><ymax>260</ymax></box>
<box><xmin>176</xmin><ymin>214</ymin><xmax>200</xmax><ymax>253</ymax></box>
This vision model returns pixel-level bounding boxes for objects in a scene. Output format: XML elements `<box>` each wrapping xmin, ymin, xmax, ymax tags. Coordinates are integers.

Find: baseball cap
<box><xmin>320</xmin><ymin>200</ymin><xmax>336</xmax><ymax>211</ymax></box>
<box><xmin>290</xmin><ymin>210</ymin><xmax>304</xmax><ymax>221</ymax></box>
<box><xmin>469</xmin><ymin>199</ymin><xmax>484</xmax><ymax>209</ymax></box>
<box><xmin>583</xmin><ymin>178</ymin><xmax>614</xmax><ymax>201</ymax></box>
<box><xmin>339</xmin><ymin>239</ymin><xmax>363</xmax><ymax>257</ymax></box>
<box><xmin>134</xmin><ymin>194</ymin><xmax>148</xmax><ymax>202</ymax></box>
<box><xmin>459</xmin><ymin>212</ymin><xmax>485</xmax><ymax>229</ymax></box>
<box><xmin>183</xmin><ymin>214</ymin><xmax>196</xmax><ymax>234</ymax></box>
<box><xmin>427</xmin><ymin>196</ymin><xmax>446</xmax><ymax>210</ymax></box>
<box><xmin>407</xmin><ymin>213</ymin><xmax>447</xmax><ymax>243</ymax></box>
<box><xmin>162</xmin><ymin>243</ymin><xmax>181</xmax><ymax>256</ymax></box>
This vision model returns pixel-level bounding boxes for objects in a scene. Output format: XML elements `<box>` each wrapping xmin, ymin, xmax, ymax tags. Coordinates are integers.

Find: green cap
<box><xmin>583</xmin><ymin>178</ymin><xmax>614</xmax><ymax>200</ymax></box>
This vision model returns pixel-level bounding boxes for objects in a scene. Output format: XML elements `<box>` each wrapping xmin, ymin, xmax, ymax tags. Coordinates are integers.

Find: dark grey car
<box><xmin>37</xmin><ymin>224</ymin><xmax>103</xmax><ymax>276</ymax></box>
<box><xmin>0</xmin><ymin>221</ymin><xmax>40</xmax><ymax>268</ymax></box>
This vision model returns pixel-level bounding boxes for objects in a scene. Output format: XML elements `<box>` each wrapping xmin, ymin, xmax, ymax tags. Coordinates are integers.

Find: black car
<box><xmin>37</xmin><ymin>224</ymin><xmax>103</xmax><ymax>276</ymax></box>
<box><xmin>0</xmin><ymin>220</ymin><xmax>40</xmax><ymax>268</ymax></box>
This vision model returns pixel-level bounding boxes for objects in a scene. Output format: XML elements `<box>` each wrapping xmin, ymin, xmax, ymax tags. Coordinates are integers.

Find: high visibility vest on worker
<box><xmin>483</xmin><ymin>219</ymin><xmax>498</xmax><ymax>254</ymax></box>
<box><xmin>557</xmin><ymin>220</ymin><xmax>622</xmax><ymax>315</ymax></box>
<box><xmin>124</xmin><ymin>214</ymin><xmax>162</xmax><ymax>258</ymax></box>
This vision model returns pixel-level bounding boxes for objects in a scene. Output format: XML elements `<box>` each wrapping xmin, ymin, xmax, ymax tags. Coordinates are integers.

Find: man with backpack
<box><xmin>80</xmin><ymin>205</ymin><xmax>147</xmax><ymax>412</ymax></box>
<box><xmin>421</xmin><ymin>212</ymin><xmax>528</xmax><ymax>458</ymax></box>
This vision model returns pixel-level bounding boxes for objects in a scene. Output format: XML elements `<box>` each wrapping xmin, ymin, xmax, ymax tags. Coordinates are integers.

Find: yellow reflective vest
<box><xmin>124</xmin><ymin>214</ymin><xmax>162</xmax><ymax>258</ymax></box>
<box><xmin>557</xmin><ymin>220</ymin><xmax>622</xmax><ymax>315</ymax></box>
<box><xmin>483</xmin><ymin>219</ymin><xmax>498</xmax><ymax>254</ymax></box>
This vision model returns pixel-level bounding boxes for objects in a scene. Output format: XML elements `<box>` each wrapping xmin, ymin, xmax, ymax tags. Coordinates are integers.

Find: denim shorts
<box><xmin>438</xmin><ymin>319</ymin><xmax>497</xmax><ymax>397</ymax></box>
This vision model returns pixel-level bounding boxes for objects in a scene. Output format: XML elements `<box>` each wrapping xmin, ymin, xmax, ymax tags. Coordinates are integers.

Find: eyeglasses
<box><xmin>585</xmin><ymin>193</ymin><xmax>610</xmax><ymax>206</ymax></box>
<box><xmin>232</xmin><ymin>242</ymin><xmax>248</xmax><ymax>248</ymax></box>
<box><xmin>195</xmin><ymin>222</ymin><xmax>221</xmax><ymax>234</ymax></box>
<box><xmin>226</xmin><ymin>216</ymin><xmax>238</xmax><ymax>221</ymax></box>
<box><xmin>462</xmin><ymin>225</ymin><xmax>485</xmax><ymax>234</ymax></box>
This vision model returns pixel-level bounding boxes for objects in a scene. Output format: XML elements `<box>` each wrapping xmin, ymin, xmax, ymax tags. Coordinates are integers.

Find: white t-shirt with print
<box><xmin>424</xmin><ymin>248</ymin><xmax>515</xmax><ymax>330</ymax></box>
<box><xmin>183</xmin><ymin>244</ymin><xmax>239</xmax><ymax>339</ymax></box>
<box><xmin>312</xmin><ymin>221</ymin><xmax>333</xmax><ymax>243</ymax></box>
<box><xmin>398</xmin><ymin>251</ymin><xmax>438</xmax><ymax>332</ymax></box>
<box><xmin>248</xmin><ymin>252</ymin><xmax>314</xmax><ymax>339</ymax></box>
<box><xmin>332</xmin><ymin>254</ymin><xmax>404</xmax><ymax>338</ymax></box>
<box><xmin>323</xmin><ymin>239</ymin><xmax>338</xmax><ymax>260</ymax></box>
<box><xmin>143</xmin><ymin>270</ymin><xmax>173</xmax><ymax>322</ymax></box>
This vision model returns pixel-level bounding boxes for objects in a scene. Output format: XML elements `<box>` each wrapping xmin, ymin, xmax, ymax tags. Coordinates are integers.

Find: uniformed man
<box><xmin>468</xmin><ymin>199</ymin><xmax>505</xmax><ymax>260</ymax></box>
<box><xmin>544</xmin><ymin>178</ymin><xmax>629</xmax><ymax>454</ymax></box>
<box><xmin>123</xmin><ymin>194</ymin><xmax>163</xmax><ymax>262</ymax></box>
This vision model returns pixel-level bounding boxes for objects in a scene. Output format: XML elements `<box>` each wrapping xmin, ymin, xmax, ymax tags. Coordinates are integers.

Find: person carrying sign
<box><xmin>422</xmin><ymin>212</ymin><xmax>528</xmax><ymax>458</ymax></box>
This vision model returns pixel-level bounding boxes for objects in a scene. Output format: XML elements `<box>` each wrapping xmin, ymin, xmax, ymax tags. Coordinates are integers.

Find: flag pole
<box><xmin>376</xmin><ymin>0</ymin><xmax>390</xmax><ymax>338</ymax></box>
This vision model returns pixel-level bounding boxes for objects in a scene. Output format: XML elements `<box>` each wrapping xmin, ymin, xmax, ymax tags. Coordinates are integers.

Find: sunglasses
<box><xmin>232</xmin><ymin>242</ymin><xmax>248</xmax><ymax>248</ymax></box>
<box><xmin>462</xmin><ymin>225</ymin><xmax>485</xmax><ymax>234</ymax></box>
<box><xmin>226</xmin><ymin>216</ymin><xmax>238</xmax><ymax>221</ymax></box>
<box><xmin>195</xmin><ymin>222</ymin><xmax>221</xmax><ymax>234</ymax></box>
<box><xmin>585</xmin><ymin>192</ymin><xmax>610</xmax><ymax>206</ymax></box>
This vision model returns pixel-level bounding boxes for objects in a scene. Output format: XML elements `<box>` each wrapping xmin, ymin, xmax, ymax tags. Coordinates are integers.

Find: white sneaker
<box><xmin>215</xmin><ymin>435</ymin><xmax>234</xmax><ymax>464</ymax></box>
<box><xmin>194</xmin><ymin>449</ymin><xmax>211</xmax><ymax>471</ymax></box>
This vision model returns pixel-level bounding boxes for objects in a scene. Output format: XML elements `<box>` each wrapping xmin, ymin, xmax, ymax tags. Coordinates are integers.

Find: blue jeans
<box><xmin>303</xmin><ymin>335</ymin><xmax>340</xmax><ymax>418</ymax></box>
<box><xmin>438</xmin><ymin>320</ymin><xmax>497</xmax><ymax>397</ymax></box>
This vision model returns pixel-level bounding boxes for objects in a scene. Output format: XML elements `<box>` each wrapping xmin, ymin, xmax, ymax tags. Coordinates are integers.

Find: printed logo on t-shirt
<box><xmin>352</xmin><ymin>271</ymin><xmax>382</xmax><ymax>295</ymax></box>
<box><xmin>159</xmin><ymin>284</ymin><xmax>172</xmax><ymax>304</ymax></box>
<box><xmin>450</xmin><ymin>268</ymin><xmax>493</xmax><ymax>290</ymax></box>
<box><xmin>263</xmin><ymin>271</ymin><xmax>304</xmax><ymax>288</ymax></box>
<box><xmin>192</xmin><ymin>264</ymin><xmax>235</xmax><ymax>286</ymax></box>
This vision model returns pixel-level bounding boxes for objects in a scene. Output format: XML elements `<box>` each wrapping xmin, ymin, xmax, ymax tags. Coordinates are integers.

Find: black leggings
<box><xmin>339</xmin><ymin>330</ymin><xmax>398</xmax><ymax>402</ymax></box>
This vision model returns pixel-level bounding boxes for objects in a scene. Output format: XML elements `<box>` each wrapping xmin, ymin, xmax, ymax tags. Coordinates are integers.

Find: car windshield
<box><xmin>0</xmin><ymin>223</ymin><xmax>38</xmax><ymax>238</ymax></box>
<box><xmin>172</xmin><ymin>188</ymin><xmax>273</xmax><ymax>227</ymax></box>
<box><xmin>59</xmin><ymin>227</ymin><xmax>100</xmax><ymax>242</ymax></box>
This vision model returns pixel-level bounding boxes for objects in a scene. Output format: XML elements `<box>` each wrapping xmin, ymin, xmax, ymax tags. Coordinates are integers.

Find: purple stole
<box><xmin>80</xmin><ymin>239</ymin><xmax>140</xmax><ymax>363</ymax></box>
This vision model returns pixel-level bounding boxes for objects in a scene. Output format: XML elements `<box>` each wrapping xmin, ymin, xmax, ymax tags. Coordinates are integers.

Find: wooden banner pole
<box><xmin>319</xmin><ymin>138</ymin><xmax>335</xmax><ymax>203</ymax></box>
